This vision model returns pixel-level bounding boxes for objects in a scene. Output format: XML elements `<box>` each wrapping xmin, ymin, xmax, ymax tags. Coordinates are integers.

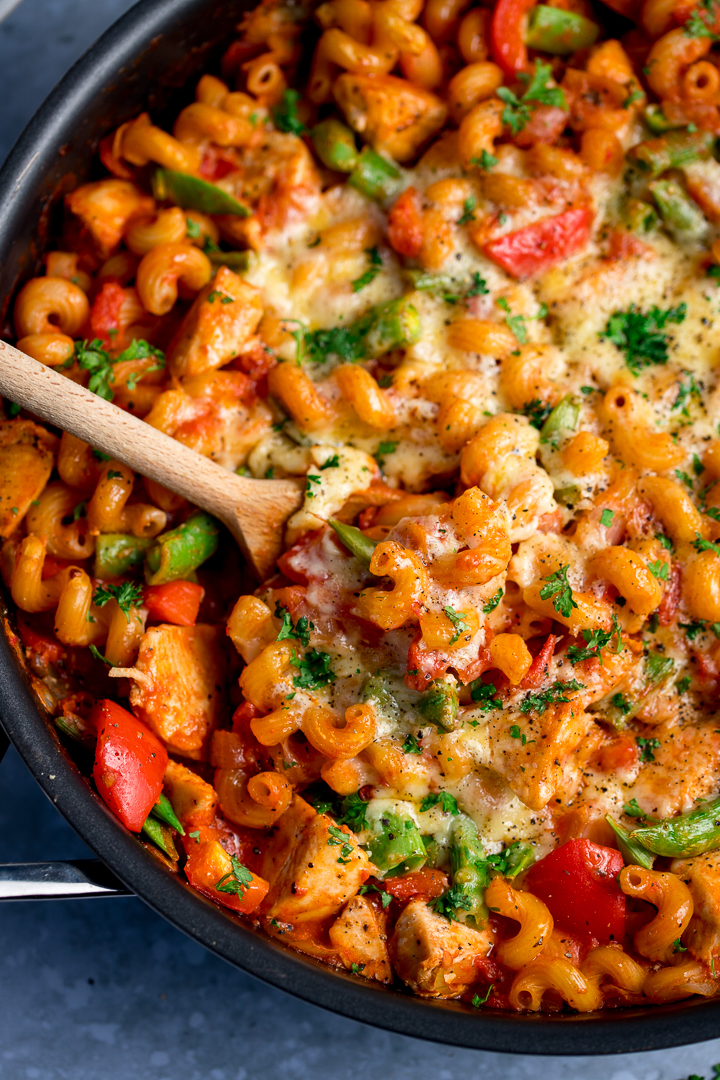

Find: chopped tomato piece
<box><xmin>596</xmin><ymin>734</ymin><xmax>639</xmax><ymax>772</ymax></box>
<box><xmin>386</xmin><ymin>187</ymin><xmax>423</xmax><ymax>258</ymax></box>
<box><xmin>490</xmin><ymin>0</ymin><xmax>537</xmax><ymax>75</ymax></box>
<box><xmin>520</xmin><ymin>634</ymin><xmax>557</xmax><ymax>689</ymax></box>
<box><xmin>144</xmin><ymin>581</ymin><xmax>205</xmax><ymax>626</ymax></box>
<box><xmin>524</xmin><ymin>838</ymin><xmax>626</xmax><ymax>944</ymax></box>
<box><xmin>382</xmin><ymin>868</ymin><xmax>449</xmax><ymax>902</ymax></box>
<box><xmin>483</xmin><ymin>207</ymin><xmax>593</xmax><ymax>279</ymax></box>
<box><xmin>92</xmin><ymin>699</ymin><xmax>168</xmax><ymax>832</ymax></box>
<box><xmin>89</xmin><ymin>281</ymin><xmax>126</xmax><ymax>349</ymax></box>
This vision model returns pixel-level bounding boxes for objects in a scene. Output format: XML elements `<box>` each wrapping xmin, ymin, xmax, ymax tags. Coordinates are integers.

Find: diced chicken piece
<box><xmin>624</xmin><ymin>720</ymin><xmax>720</xmax><ymax>818</ymax></box>
<box><xmin>672</xmin><ymin>851</ymin><xmax>720</xmax><ymax>964</ymax></box>
<box><xmin>163</xmin><ymin>759</ymin><xmax>217</xmax><ymax>827</ymax></box>
<box><xmin>167</xmin><ymin>267</ymin><xmax>263</xmax><ymax>378</ymax></box>
<box><xmin>0</xmin><ymin>420</ymin><xmax>56</xmax><ymax>538</ymax></box>
<box><xmin>65</xmin><ymin>180</ymin><xmax>154</xmax><ymax>259</ymax></box>
<box><xmin>334</xmin><ymin>74</ymin><xmax>447</xmax><ymax>163</ymax></box>
<box><xmin>487</xmin><ymin>701</ymin><xmax>596</xmax><ymax>811</ymax></box>
<box><xmin>129</xmin><ymin>625</ymin><xmax>226</xmax><ymax>760</ymax></box>
<box><xmin>261</xmin><ymin>795</ymin><xmax>371</xmax><ymax>923</ymax></box>
<box><xmin>145</xmin><ymin>370</ymin><xmax>272</xmax><ymax>471</ymax></box>
<box><xmin>390</xmin><ymin>899</ymin><xmax>492</xmax><ymax>998</ymax></box>
<box><xmin>329</xmin><ymin>895</ymin><xmax>392</xmax><ymax>983</ymax></box>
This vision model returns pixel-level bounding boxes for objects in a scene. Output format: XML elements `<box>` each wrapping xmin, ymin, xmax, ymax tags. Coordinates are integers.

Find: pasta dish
<box><xmin>5</xmin><ymin>0</ymin><xmax>720</xmax><ymax>1014</ymax></box>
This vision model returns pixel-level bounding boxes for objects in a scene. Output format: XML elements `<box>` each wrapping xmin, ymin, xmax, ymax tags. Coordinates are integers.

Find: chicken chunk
<box><xmin>163</xmin><ymin>759</ymin><xmax>217</xmax><ymax>827</ymax></box>
<box><xmin>672</xmin><ymin>850</ymin><xmax>720</xmax><ymax>963</ymax></box>
<box><xmin>487</xmin><ymin>701</ymin><xmax>596</xmax><ymax>811</ymax></box>
<box><xmin>65</xmin><ymin>180</ymin><xmax>154</xmax><ymax>259</ymax></box>
<box><xmin>390</xmin><ymin>899</ymin><xmax>492</xmax><ymax>998</ymax></box>
<box><xmin>261</xmin><ymin>795</ymin><xmax>371</xmax><ymax>923</ymax></box>
<box><xmin>329</xmin><ymin>895</ymin><xmax>392</xmax><ymax>983</ymax></box>
<box><xmin>167</xmin><ymin>267</ymin><xmax>263</xmax><ymax>378</ymax></box>
<box><xmin>0</xmin><ymin>420</ymin><xmax>56</xmax><ymax>538</ymax></box>
<box><xmin>624</xmin><ymin>719</ymin><xmax>720</xmax><ymax>818</ymax></box>
<box><xmin>129</xmin><ymin>625</ymin><xmax>226</xmax><ymax>759</ymax></box>
<box><xmin>334</xmin><ymin>74</ymin><xmax>447</xmax><ymax>162</ymax></box>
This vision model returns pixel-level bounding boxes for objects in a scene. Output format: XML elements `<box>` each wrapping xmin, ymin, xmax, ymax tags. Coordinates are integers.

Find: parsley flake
<box><xmin>539</xmin><ymin>564</ymin><xmax>577</xmax><ymax>619</ymax></box>
<box><xmin>420</xmin><ymin>791</ymin><xmax>459</xmax><ymax>815</ymax></box>
<box><xmin>444</xmin><ymin>605</ymin><xmax>469</xmax><ymax>645</ymax></box>
<box><xmin>92</xmin><ymin>581</ymin><xmax>144</xmax><ymax>621</ymax></box>
<box><xmin>215</xmin><ymin>854</ymin><xmax>254</xmax><ymax>896</ymax></box>
<box><xmin>601</xmin><ymin>304</ymin><xmax>686</xmax><ymax>375</ymax></box>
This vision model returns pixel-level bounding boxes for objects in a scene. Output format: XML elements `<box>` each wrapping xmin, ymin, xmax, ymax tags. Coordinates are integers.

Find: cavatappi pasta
<box><xmin>9</xmin><ymin>0</ymin><xmax>720</xmax><ymax>1015</ymax></box>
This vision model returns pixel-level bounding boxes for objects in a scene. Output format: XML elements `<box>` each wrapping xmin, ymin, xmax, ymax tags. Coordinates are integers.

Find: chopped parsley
<box><xmin>92</xmin><ymin>581</ymin><xmax>144</xmax><ymax>621</ymax></box>
<box><xmin>72</xmin><ymin>500</ymin><xmax>87</xmax><ymax>522</ymax></box>
<box><xmin>291</xmin><ymin>649</ymin><xmax>337</xmax><ymax>689</ymax></box>
<box><xmin>636</xmin><ymin>736</ymin><xmax>661</xmax><ymax>763</ymax></box>
<box><xmin>374</xmin><ymin>440</ymin><xmax>398</xmax><ymax>467</ymax></box>
<box><xmin>601</xmin><ymin>304</ymin><xmax>687</xmax><ymax>375</ymax></box>
<box><xmin>305</xmin><ymin>473</ymin><xmax>322</xmax><ymax>498</ymax></box>
<box><xmin>457</xmin><ymin>196</ymin><xmax>477</xmax><ymax>226</ymax></box>
<box><xmin>92</xmin><ymin>449</ymin><xmax>111</xmax><ymax>462</ymax></box>
<box><xmin>496</xmin><ymin>297</ymin><xmax>529</xmax><ymax>344</ymax></box>
<box><xmin>567</xmin><ymin>619</ymin><xmax>622</xmax><ymax>666</ymax></box>
<box><xmin>509</xmin><ymin>724</ymin><xmax>527</xmax><ymax>745</ymax></box>
<box><xmin>694</xmin><ymin>534</ymin><xmax>720</xmax><ymax>555</ymax></box>
<box><xmin>293</xmin><ymin>321</ymin><xmax>367</xmax><ymax>366</ymax></box>
<box><xmin>73</xmin><ymin>338</ymin><xmax>165</xmax><ymax>401</ymax></box>
<box><xmin>335</xmin><ymin>792</ymin><xmax>369</xmax><ymax>832</ymax></box>
<box><xmin>328</xmin><ymin>824</ymin><xmax>354</xmax><ymax>864</ymax></box>
<box><xmin>89</xmin><ymin>644</ymin><xmax>111</xmax><ymax>666</ymax></box>
<box><xmin>600</xmin><ymin>509</ymin><xmax>615</xmax><ymax>527</ymax></box>
<box><xmin>272</xmin><ymin>88</ymin><xmax>306</xmax><ymax>135</ymax></box>
<box><xmin>320</xmin><ymin>454</ymin><xmax>340</xmax><ymax>469</ymax></box>
<box><xmin>656</xmin><ymin>533</ymin><xmax>673</xmax><ymax>551</ymax></box>
<box><xmin>623</xmin><ymin>798</ymin><xmax>646</xmax><ymax>818</ymax></box>
<box><xmin>519</xmin><ymin>679</ymin><xmax>585</xmax><ymax>714</ymax></box>
<box><xmin>645</xmin><ymin>651</ymin><xmax>675</xmax><ymax>683</ymax></box>
<box><xmin>470</xmin><ymin>680</ymin><xmax>504</xmax><ymax>711</ymax></box>
<box><xmin>275</xmin><ymin>603</ymin><xmax>314</xmax><ymax>647</ymax></box>
<box><xmin>185</xmin><ymin>217</ymin><xmax>201</xmax><ymax>239</ymax></box>
<box><xmin>430</xmin><ymin>884</ymin><xmax>473</xmax><ymax>921</ymax></box>
<box><xmin>359</xmin><ymin>883</ymin><xmax>392</xmax><ymax>908</ymax></box>
<box><xmin>420</xmin><ymin>791</ymin><xmax>460</xmax><ymax>815</ymax></box>
<box><xmin>467</xmin><ymin>271</ymin><xmax>489</xmax><ymax>297</ymax></box>
<box><xmin>497</xmin><ymin>61</ymin><xmax>567</xmax><ymax>135</ymax></box>
<box><xmin>482</xmin><ymin>588</ymin><xmax>503</xmax><ymax>614</ymax></box>
<box><xmin>673</xmin><ymin>938</ymin><xmax>688</xmax><ymax>953</ymax></box>
<box><xmin>539</xmin><ymin>564</ymin><xmax>577</xmax><ymax>619</ymax></box>
<box><xmin>473</xmin><ymin>150</ymin><xmax>498</xmax><ymax>170</ymax></box>
<box><xmin>523</xmin><ymin>399</ymin><xmax>553</xmax><ymax>430</ymax></box>
<box><xmin>403</xmin><ymin>733</ymin><xmax>423</xmax><ymax>755</ymax></box>
<box><xmin>676</xmin><ymin>675</ymin><xmax>692</xmax><ymax>694</ymax></box>
<box><xmin>215</xmin><ymin>855</ymin><xmax>254</xmax><ymax>896</ymax></box>
<box><xmin>676</xmin><ymin>469</ymin><xmax>695</xmax><ymax>491</ymax></box>
<box><xmin>444</xmin><ymin>605</ymin><xmax>468</xmax><ymax>645</ymax></box>
<box><xmin>351</xmin><ymin>247</ymin><xmax>383</xmax><ymax>292</ymax></box>
<box><xmin>685</xmin><ymin>0</ymin><xmax>720</xmax><ymax>38</ymax></box>
<box><xmin>207</xmin><ymin>290</ymin><xmax>234</xmax><ymax>304</ymax></box>
<box><xmin>471</xmin><ymin>985</ymin><xmax>494</xmax><ymax>1007</ymax></box>
<box><xmin>610</xmin><ymin>692</ymin><xmax>632</xmax><ymax>715</ymax></box>
<box><xmin>648</xmin><ymin>559</ymin><xmax>669</xmax><ymax>580</ymax></box>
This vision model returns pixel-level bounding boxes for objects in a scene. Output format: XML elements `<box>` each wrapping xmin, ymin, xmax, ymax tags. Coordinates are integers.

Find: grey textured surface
<box><xmin>1</xmin><ymin>2</ymin><xmax>720</xmax><ymax>1076</ymax></box>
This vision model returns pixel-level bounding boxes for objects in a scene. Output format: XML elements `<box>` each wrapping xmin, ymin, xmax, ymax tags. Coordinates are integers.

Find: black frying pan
<box><xmin>0</xmin><ymin>0</ymin><xmax>718</xmax><ymax>1053</ymax></box>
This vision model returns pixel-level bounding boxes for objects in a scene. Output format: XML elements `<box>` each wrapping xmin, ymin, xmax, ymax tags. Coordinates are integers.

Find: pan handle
<box><xmin>0</xmin><ymin>859</ymin><xmax>132</xmax><ymax>900</ymax></box>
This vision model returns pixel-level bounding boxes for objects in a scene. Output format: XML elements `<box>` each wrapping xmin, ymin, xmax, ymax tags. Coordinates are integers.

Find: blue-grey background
<box><xmin>0</xmin><ymin>1</ymin><xmax>720</xmax><ymax>1075</ymax></box>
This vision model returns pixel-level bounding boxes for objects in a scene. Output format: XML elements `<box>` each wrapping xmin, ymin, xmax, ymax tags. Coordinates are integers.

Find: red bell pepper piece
<box><xmin>382</xmin><ymin>868</ymin><xmax>449</xmax><ymax>902</ymax></box>
<box><xmin>89</xmin><ymin>281</ymin><xmax>127</xmax><ymax>349</ymax></box>
<box><xmin>92</xmin><ymin>699</ymin><xmax>168</xmax><ymax>832</ymax></box>
<box><xmin>144</xmin><ymin>581</ymin><xmax>204</xmax><ymax>626</ymax></box>
<box><xmin>387</xmin><ymin>187</ymin><xmax>423</xmax><ymax>258</ymax></box>
<box><xmin>491</xmin><ymin>0</ymin><xmax>538</xmax><ymax>75</ymax></box>
<box><xmin>524</xmin><ymin>838</ymin><xmax>626</xmax><ymax>944</ymax></box>
<box><xmin>483</xmin><ymin>206</ymin><xmax>593</xmax><ymax>279</ymax></box>
<box><xmin>183</xmin><ymin>826</ymin><xmax>269</xmax><ymax>914</ymax></box>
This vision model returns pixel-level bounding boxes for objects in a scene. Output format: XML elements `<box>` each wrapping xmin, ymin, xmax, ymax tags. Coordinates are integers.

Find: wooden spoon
<box><xmin>0</xmin><ymin>341</ymin><xmax>303</xmax><ymax>580</ymax></box>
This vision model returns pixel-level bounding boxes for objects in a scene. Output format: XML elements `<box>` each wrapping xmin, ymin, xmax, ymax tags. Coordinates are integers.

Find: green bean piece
<box><xmin>606</xmin><ymin>815</ymin><xmax>655</xmax><ymax>869</ymax></box>
<box><xmin>361</xmin><ymin>673</ymin><xmax>399</xmax><ymax>715</ymax></box>
<box><xmin>95</xmin><ymin>534</ymin><xmax>153</xmax><ymax>579</ymax></box>
<box><xmin>630</xmin><ymin>795</ymin><xmax>720</xmax><ymax>857</ymax></box>
<box><xmin>150</xmin><ymin>792</ymin><xmax>185</xmax><ymax>835</ymax></box>
<box><xmin>539</xmin><ymin>395</ymin><xmax>580</xmax><ymax>444</ymax></box>
<box><xmin>367</xmin><ymin>811</ymin><xmax>427</xmax><ymax>875</ymax></box>
<box><xmin>525</xmin><ymin>5</ymin><xmax>599</xmax><ymax>53</ymax></box>
<box><xmin>622</xmin><ymin>198</ymin><xmax>658</xmax><ymax>235</ymax></box>
<box><xmin>643</xmin><ymin>105</ymin><xmax>682</xmax><ymax>135</ymax></box>
<box><xmin>422</xmin><ymin>834</ymin><xmax>442</xmax><ymax>868</ymax></box>
<box><xmin>152</xmin><ymin>168</ymin><xmax>250</xmax><ymax>216</ymax></box>
<box><xmin>206</xmin><ymin>249</ymin><xmax>252</xmax><ymax>272</ymax></box>
<box><xmin>145</xmin><ymin>510</ymin><xmax>220</xmax><ymax>586</ymax></box>
<box><xmin>312</xmin><ymin>119</ymin><xmax>358</xmax><ymax>172</ymax></box>
<box><xmin>418</xmin><ymin>679</ymin><xmax>460</xmax><ymax>731</ymax></box>
<box><xmin>449</xmin><ymin>816</ymin><xmax>491</xmax><ymax>928</ymax></box>
<box><xmin>349</xmin><ymin>148</ymin><xmax>404</xmax><ymax>203</ymax></box>
<box><xmin>329</xmin><ymin>519</ymin><xmax>379</xmax><ymax>565</ymax></box>
<box><xmin>503</xmin><ymin>840</ymin><xmax>535</xmax><ymax>878</ymax></box>
<box><xmin>141</xmin><ymin>815</ymin><xmax>178</xmax><ymax>859</ymax></box>
<box><xmin>628</xmin><ymin>130</ymin><xmax>714</xmax><ymax>179</ymax></box>
<box><xmin>648</xmin><ymin>179</ymin><xmax>706</xmax><ymax>236</ymax></box>
<box><xmin>364</xmin><ymin>296</ymin><xmax>421</xmax><ymax>357</ymax></box>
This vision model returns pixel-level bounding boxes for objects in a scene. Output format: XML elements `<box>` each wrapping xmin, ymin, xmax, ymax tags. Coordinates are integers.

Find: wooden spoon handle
<box><xmin>0</xmin><ymin>341</ymin><xmax>301</xmax><ymax>576</ymax></box>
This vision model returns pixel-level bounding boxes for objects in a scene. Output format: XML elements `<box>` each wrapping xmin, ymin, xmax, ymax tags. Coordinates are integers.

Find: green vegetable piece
<box><xmin>94</xmin><ymin>534</ymin><xmax>152</xmax><ymax>579</ymax></box>
<box><xmin>630</xmin><ymin>795</ymin><xmax>720</xmax><ymax>857</ymax></box>
<box><xmin>627</xmin><ymin>129</ymin><xmax>714</xmax><ymax>179</ymax></box>
<box><xmin>141</xmin><ymin>814</ymin><xmax>178</xmax><ymax>859</ymax></box>
<box><xmin>525</xmin><ymin>5</ymin><xmax>599</xmax><ymax>54</ymax></box>
<box><xmin>364</xmin><ymin>296</ymin><xmax>421</xmax><ymax>357</ymax></box>
<box><xmin>145</xmin><ymin>510</ymin><xmax>220</xmax><ymax>585</ymax></box>
<box><xmin>349</xmin><ymin>147</ymin><xmax>404</xmax><ymax>203</ymax></box>
<box><xmin>649</xmin><ymin>178</ymin><xmax>706</xmax><ymax>235</ymax></box>
<box><xmin>605</xmin><ymin>815</ymin><xmax>655</xmax><ymax>869</ymax></box>
<box><xmin>448</xmin><ymin>815</ymin><xmax>491</xmax><ymax>928</ymax></box>
<box><xmin>622</xmin><ymin>198</ymin><xmax>658</xmax><ymax>235</ymax></box>
<box><xmin>555</xmin><ymin>484</ymin><xmax>581</xmax><ymax>507</ymax></box>
<box><xmin>361</xmin><ymin>674</ymin><xmax>398</xmax><ymax>715</ymax></box>
<box><xmin>312</xmin><ymin>119</ymin><xmax>358</xmax><ymax>172</ymax></box>
<box><xmin>539</xmin><ymin>394</ymin><xmax>580</xmax><ymax>444</ymax></box>
<box><xmin>150</xmin><ymin>792</ymin><xmax>185</xmax><ymax>835</ymax></box>
<box><xmin>329</xmin><ymin>519</ymin><xmax>379</xmax><ymax>566</ymax></box>
<box><xmin>643</xmin><ymin>104</ymin><xmax>682</xmax><ymax>135</ymax></box>
<box><xmin>418</xmin><ymin>679</ymin><xmax>460</xmax><ymax>731</ymax></box>
<box><xmin>502</xmin><ymin>841</ymin><xmax>535</xmax><ymax>878</ymax></box>
<box><xmin>368</xmin><ymin>811</ymin><xmax>427</xmax><ymax>875</ymax></box>
<box><xmin>206</xmin><ymin>249</ymin><xmax>251</xmax><ymax>272</ymax></box>
<box><xmin>153</xmin><ymin>168</ymin><xmax>250</xmax><ymax>217</ymax></box>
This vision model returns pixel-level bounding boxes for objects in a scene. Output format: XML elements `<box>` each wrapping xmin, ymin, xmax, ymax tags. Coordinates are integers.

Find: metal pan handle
<box><xmin>0</xmin><ymin>722</ymin><xmax>130</xmax><ymax>899</ymax></box>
